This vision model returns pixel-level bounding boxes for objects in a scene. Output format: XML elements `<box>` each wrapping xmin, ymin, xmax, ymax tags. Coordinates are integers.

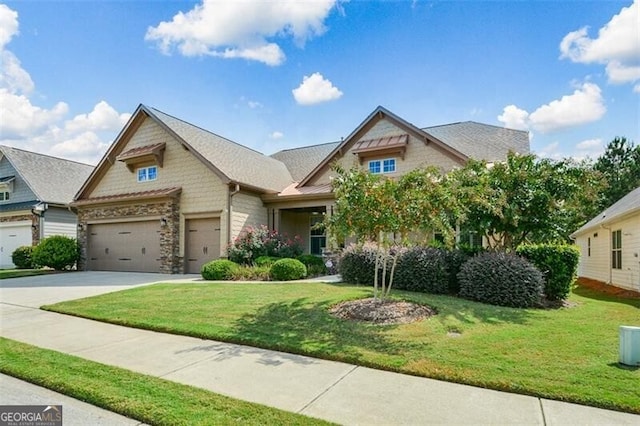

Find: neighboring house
<box><xmin>571</xmin><ymin>187</ymin><xmax>640</xmax><ymax>292</ymax></box>
<box><xmin>0</xmin><ymin>146</ymin><xmax>94</xmax><ymax>268</ymax></box>
<box><xmin>73</xmin><ymin>104</ymin><xmax>529</xmax><ymax>274</ymax></box>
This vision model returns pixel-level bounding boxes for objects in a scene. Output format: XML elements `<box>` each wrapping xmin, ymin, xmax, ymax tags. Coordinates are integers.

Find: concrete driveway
<box><xmin>0</xmin><ymin>271</ymin><xmax>200</xmax><ymax>308</ymax></box>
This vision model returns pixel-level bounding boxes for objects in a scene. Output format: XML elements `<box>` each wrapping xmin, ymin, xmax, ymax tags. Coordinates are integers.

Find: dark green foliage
<box><xmin>445</xmin><ymin>249</ymin><xmax>470</xmax><ymax>294</ymax></box>
<box><xmin>394</xmin><ymin>247</ymin><xmax>450</xmax><ymax>294</ymax></box>
<box><xmin>11</xmin><ymin>246</ymin><xmax>35</xmax><ymax>269</ymax></box>
<box><xmin>270</xmin><ymin>258</ymin><xmax>307</xmax><ymax>281</ymax></box>
<box><xmin>458</xmin><ymin>251</ymin><xmax>544</xmax><ymax>308</ymax></box>
<box><xmin>296</xmin><ymin>254</ymin><xmax>327</xmax><ymax>277</ymax></box>
<box><xmin>32</xmin><ymin>236</ymin><xmax>79</xmax><ymax>271</ymax></box>
<box><xmin>516</xmin><ymin>244</ymin><xmax>580</xmax><ymax>301</ymax></box>
<box><xmin>201</xmin><ymin>259</ymin><xmax>239</xmax><ymax>280</ymax></box>
<box><xmin>338</xmin><ymin>243</ymin><xmax>378</xmax><ymax>285</ymax></box>
<box><xmin>254</xmin><ymin>256</ymin><xmax>280</xmax><ymax>267</ymax></box>
<box><xmin>594</xmin><ymin>137</ymin><xmax>640</xmax><ymax>210</ymax></box>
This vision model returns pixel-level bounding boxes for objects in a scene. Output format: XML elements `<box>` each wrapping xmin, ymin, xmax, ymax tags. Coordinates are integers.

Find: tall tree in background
<box><xmin>594</xmin><ymin>137</ymin><xmax>640</xmax><ymax>209</ymax></box>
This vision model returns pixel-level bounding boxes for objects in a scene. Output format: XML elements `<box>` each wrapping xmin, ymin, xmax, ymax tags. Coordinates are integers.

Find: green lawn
<box><xmin>0</xmin><ymin>338</ymin><xmax>331</xmax><ymax>426</ymax></box>
<box><xmin>0</xmin><ymin>269</ymin><xmax>56</xmax><ymax>279</ymax></box>
<box><xmin>43</xmin><ymin>282</ymin><xmax>640</xmax><ymax>413</ymax></box>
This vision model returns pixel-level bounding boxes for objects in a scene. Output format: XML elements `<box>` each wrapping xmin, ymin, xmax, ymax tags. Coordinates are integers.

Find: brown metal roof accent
<box><xmin>72</xmin><ymin>186</ymin><xmax>181</xmax><ymax>206</ymax></box>
<box><xmin>116</xmin><ymin>142</ymin><xmax>166</xmax><ymax>171</ymax></box>
<box><xmin>352</xmin><ymin>134</ymin><xmax>408</xmax><ymax>163</ymax></box>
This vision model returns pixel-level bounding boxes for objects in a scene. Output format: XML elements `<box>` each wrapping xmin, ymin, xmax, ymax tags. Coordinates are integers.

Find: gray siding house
<box><xmin>0</xmin><ymin>146</ymin><xmax>93</xmax><ymax>268</ymax></box>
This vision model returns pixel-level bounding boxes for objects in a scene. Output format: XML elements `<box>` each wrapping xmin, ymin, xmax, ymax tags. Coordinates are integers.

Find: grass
<box><xmin>0</xmin><ymin>338</ymin><xmax>331</xmax><ymax>425</ymax></box>
<box><xmin>43</xmin><ymin>282</ymin><xmax>640</xmax><ymax>414</ymax></box>
<box><xmin>0</xmin><ymin>268</ymin><xmax>57</xmax><ymax>279</ymax></box>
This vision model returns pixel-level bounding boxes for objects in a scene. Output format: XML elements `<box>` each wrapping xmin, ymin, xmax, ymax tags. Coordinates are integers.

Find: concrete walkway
<box><xmin>1</xmin><ymin>272</ymin><xmax>639</xmax><ymax>425</ymax></box>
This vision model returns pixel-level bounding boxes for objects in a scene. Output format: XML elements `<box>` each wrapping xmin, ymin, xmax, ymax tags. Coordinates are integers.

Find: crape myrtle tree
<box><xmin>327</xmin><ymin>164</ymin><xmax>459</xmax><ymax>300</ymax></box>
<box><xmin>448</xmin><ymin>152</ymin><xmax>604</xmax><ymax>249</ymax></box>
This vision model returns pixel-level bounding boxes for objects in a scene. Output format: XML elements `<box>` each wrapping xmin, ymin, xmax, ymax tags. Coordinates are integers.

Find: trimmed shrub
<box><xmin>445</xmin><ymin>249</ymin><xmax>470</xmax><ymax>294</ymax></box>
<box><xmin>395</xmin><ymin>247</ymin><xmax>449</xmax><ymax>294</ymax></box>
<box><xmin>338</xmin><ymin>243</ymin><xmax>378</xmax><ymax>285</ymax></box>
<box><xmin>32</xmin><ymin>236</ymin><xmax>79</xmax><ymax>271</ymax></box>
<box><xmin>297</xmin><ymin>254</ymin><xmax>327</xmax><ymax>277</ymax></box>
<box><xmin>270</xmin><ymin>258</ymin><xmax>307</xmax><ymax>281</ymax></box>
<box><xmin>254</xmin><ymin>256</ymin><xmax>280</xmax><ymax>267</ymax></box>
<box><xmin>458</xmin><ymin>251</ymin><xmax>544</xmax><ymax>308</ymax></box>
<box><xmin>201</xmin><ymin>259</ymin><xmax>239</xmax><ymax>280</ymax></box>
<box><xmin>12</xmin><ymin>246</ymin><xmax>35</xmax><ymax>269</ymax></box>
<box><xmin>516</xmin><ymin>244</ymin><xmax>580</xmax><ymax>301</ymax></box>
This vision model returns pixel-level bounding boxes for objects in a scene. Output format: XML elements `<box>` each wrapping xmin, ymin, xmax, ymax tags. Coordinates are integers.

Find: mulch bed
<box><xmin>577</xmin><ymin>277</ymin><xmax>640</xmax><ymax>299</ymax></box>
<box><xmin>330</xmin><ymin>298</ymin><xmax>437</xmax><ymax>325</ymax></box>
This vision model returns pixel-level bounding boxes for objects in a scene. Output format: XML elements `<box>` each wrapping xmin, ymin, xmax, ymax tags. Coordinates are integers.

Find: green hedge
<box><xmin>32</xmin><ymin>236</ymin><xmax>79</xmax><ymax>271</ymax></box>
<box><xmin>12</xmin><ymin>246</ymin><xmax>35</xmax><ymax>269</ymax></box>
<box><xmin>516</xmin><ymin>244</ymin><xmax>580</xmax><ymax>301</ymax></box>
<box><xmin>270</xmin><ymin>258</ymin><xmax>307</xmax><ymax>281</ymax></box>
<box><xmin>201</xmin><ymin>259</ymin><xmax>239</xmax><ymax>280</ymax></box>
<box><xmin>394</xmin><ymin>247</ymin><xmax>450</xmax><ymax>294</ymax></box>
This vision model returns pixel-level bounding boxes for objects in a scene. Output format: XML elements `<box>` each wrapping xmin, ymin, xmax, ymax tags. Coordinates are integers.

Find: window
<box><xmin>587</xmin><ymin>237</ymin><xmax>591</xmax><ymax>257</ymax></box>
<box><xmin>137</xmin><ymin>166</ymin><xmax>158</xmax><ymax>182</ymax></box>
<box><xmin>0</xmin><ymin>191</ymin><xmax>9</xmax><ymax>201</ymax></box>
<box><xmin>309</xmin><ymin>215</ymin><xmax>326</xmax><ymax>256</ymax></box>
<box><xmin>612</xmin><ymin>230</ymin><xmax>622</xmax><ymax>269</ymax></box>
<box><xmin>368</xmin><ymin>158</ymin><xmax>396</xmax><ymax>174</ymax></box>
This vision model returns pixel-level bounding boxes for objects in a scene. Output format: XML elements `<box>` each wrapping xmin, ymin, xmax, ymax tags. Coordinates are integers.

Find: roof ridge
<box><xmin>272</xmin><ymin>140</ymin><xmax>341</xmax><ymax>154</ymax></box>
<box><xmin>422</xmin><ymin>121</ymin><xmax>528</xmax><ymax>134</ymax></box>
<box><xmin>146</xmin><ymin>106</ymin><xmax>269</xmax><ymax>158</ymax></box>
<box><xmin>0</xmin><ymin>144</ymin><xmax>94</xmax><ymax>167</ymax></box>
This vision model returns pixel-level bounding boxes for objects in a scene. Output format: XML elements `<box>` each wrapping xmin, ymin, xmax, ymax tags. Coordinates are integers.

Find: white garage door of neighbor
<box><xmin>87</xmin><ymin>221</ymin><xmax>161</xmax><ymax>273</ymax></box>
<box><xmin>0</xmin><ymin>221</ymin><xmax>32</xmax><ymax>268</ymax></box>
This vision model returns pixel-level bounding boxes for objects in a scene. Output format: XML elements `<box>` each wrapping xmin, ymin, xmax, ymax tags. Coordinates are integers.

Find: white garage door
<box><xmin>0</xmin><ymin>221</ymin><xmax>32</xmax><ymax>268</ymax></box>
<box><xmin>185</xmin><ymin>218</ymin><xmax>221</xmax><ymax>274</ymax></box>
<box><xmin>87</xmin><ymin>221</ymin><xmax>161</xmax><ymax>273</ymax></box>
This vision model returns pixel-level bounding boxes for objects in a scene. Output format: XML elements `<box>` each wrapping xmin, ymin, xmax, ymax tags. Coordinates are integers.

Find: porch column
<box><xmin>325</xmin><ymin>203</ymin><xmax>335</xmax><ymax>250</ymax></box>
<box><xmin>269</xmin><ymin>208</ymin><xmax>280</xmax><ymax>232</ymax></box>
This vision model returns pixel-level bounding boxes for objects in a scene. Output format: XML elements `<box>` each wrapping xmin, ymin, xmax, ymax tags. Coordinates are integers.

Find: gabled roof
<box><xmin>0</xmin><ymin>145</ymin><xmax>93</xmax><ymax>205</ymax></box>
<box><xmin>571</xmin><ymin>187</ymin><xmax>640</xmax><ymax>238</ymax></box>
<box><xmin>270</xmin><ymin>141</ymin><xmax>340</xmax><ymax>181</ymax></box>
<box><xmin>76</xmin><ymin>105</ymin><xmax>294</xmax><ymax>199</ymax></box>
<box><xmin>298</xmin><ymin>106</ymin><xmax>469</xmax><ymax>186</ymax></box>
<box><xmin>423</xmin><ymin>121</ymin><xmax>529</xmax><ymax>162</ymax></box>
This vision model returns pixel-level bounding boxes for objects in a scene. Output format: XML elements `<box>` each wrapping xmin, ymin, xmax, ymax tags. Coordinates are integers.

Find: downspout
<box><xmin>601</xmin><ymin>222</ymin><xmax>612</xmax><ymax>284</ymax></box>
<box><xmin>227</xmin><ymin>183</ymin><xmax>241</xmax><ymax>252</ymax></box>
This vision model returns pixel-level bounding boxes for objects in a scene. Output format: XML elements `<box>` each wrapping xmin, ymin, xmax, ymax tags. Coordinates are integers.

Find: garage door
<box><xmin>87</xmin><ymin>221</ymin><xmax>161</xmax><ymax>272</ymax></box>
<box><xmin>0</xmin><ymin>221</ymin><xmax>32</xmax><ymax>268</ymax></box>
<box><xmin>185</xmin><ymin>218</ymin><xmax>220</xmax><ymax>274</ymax></box>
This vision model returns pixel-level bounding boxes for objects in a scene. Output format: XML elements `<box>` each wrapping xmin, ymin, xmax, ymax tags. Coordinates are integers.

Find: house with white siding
<box><xmin>0</xmin><ymin>146</ymin><xmax>94</xmax><ymax>268</ymax></box>
<box><xmin>571</xmin><ymin>187</ymin><xmax>640</xmax><ymax>292</ymax></box>
<box><xmin>73</xmin><ymin>104</ymin><xmax>529</xmax><ymax>274</ymax></box>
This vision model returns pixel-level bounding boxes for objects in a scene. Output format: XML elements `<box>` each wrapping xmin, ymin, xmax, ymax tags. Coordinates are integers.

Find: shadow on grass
<box><xmin>573</xmin><ymin>286</ymin><xmax>640</xmax><ymax>309</ymax></box>
<box><xmin>227</xmin><ymin>297</ymin><xmax>423</xmax><ymax>363</ymax></box>
<box><xmin>607</xmin><ymin>362</ymin><xmax>639</xmax><ymax>372</ymax></box>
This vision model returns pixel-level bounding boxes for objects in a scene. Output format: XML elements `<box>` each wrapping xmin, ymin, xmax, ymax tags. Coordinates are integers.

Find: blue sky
<box><xmin>1</xmin><ymin>0</ymin><xmax>638</xmax><ymax>165</ymax></box>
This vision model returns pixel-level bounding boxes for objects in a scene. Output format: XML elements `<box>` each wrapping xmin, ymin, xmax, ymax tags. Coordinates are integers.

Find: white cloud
<box><xmin>575</xmin><ymin>138</ymin><xmax>605</xmax><ymax>159</ymax></box>
<box><xmin>247</xmin><ymin>100</ymin><xmax>262</xmax><ymax>109</ymax></box>
<box><xmin>498</xmin><ymin>83</ymin><xmax>606</xmax><ymax>133</ymax></box>
<box><xmin>497</xmin><ymin>105</ymin><xmax>529</xmax><ymax>131</ymax></box>
<box><xmin>0</xmin><ymin>4</ymin><xmax>130</xmax><ymax>164</ymax></box>
<box><xmin>269</xmin><ymin>131</ymin><xmax>284</xmax><ymax>139</ymax></box>
<box><xmin>560</xmin><ymin>0</ymin><xmax>640</xmax><ymax>89</ymax></box>
<box><xmin>145</xmin><ymin>0</ymin><xmax>337</xmax><ymax>66</ymax></box>
<box><xmin>536</xmin><ymin>142</ymin><xmax>562</xmax><ymax>160</ymax></box>
<box><xmin>292</xmin><ymin>72</ymin><xmax>343</xmax><ymax>105</ymax></box>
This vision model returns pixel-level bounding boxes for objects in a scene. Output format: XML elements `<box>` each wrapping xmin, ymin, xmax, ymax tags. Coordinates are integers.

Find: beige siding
<box><xmin>280</xmin><ymin>210</ymin><xmax>310</xmax><ymax>253</ymax></box>
<box><xmin>576</xmin><ymin>213</ymin><xmax>640</xmax><ymax>291</ymax></box>
<box><xmin>86</xmin><ymin>117</ymin><xmax>230</xmax><ymax>258</ymax></box>
<box><xmin>230</xmin><ymin>191</ymin><xmax>267</xmax><ymax>243</ymax></box>
<box><xmin>309</xmin><ymin>119</ymin><xmax>461</xmax><ymax>186</ymax></box>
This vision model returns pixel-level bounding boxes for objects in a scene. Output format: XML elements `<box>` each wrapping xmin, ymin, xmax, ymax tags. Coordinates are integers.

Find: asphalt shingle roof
<box><xmin>270</xmin><ymin>142</ymin><xmax>340</xmax><ymax>182</ymax></box>
<box><xmin>423</xmin><ymin>121</ymin><xmax>530</xmax><ymax>162</ymax></box>
<box><xmin>147</xmin><ymin>107</ymin><xmax>294</xmax><ymax>192</ymax></box>
<box><xmin>571</xmin><ymin>186</ymin><xmax>640</xmax><ymax>237</ymax></box>
<box><xmin>0</xmin><ymin>145</ymin><xmax>94</xmax><ymax>205</ymax></box>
